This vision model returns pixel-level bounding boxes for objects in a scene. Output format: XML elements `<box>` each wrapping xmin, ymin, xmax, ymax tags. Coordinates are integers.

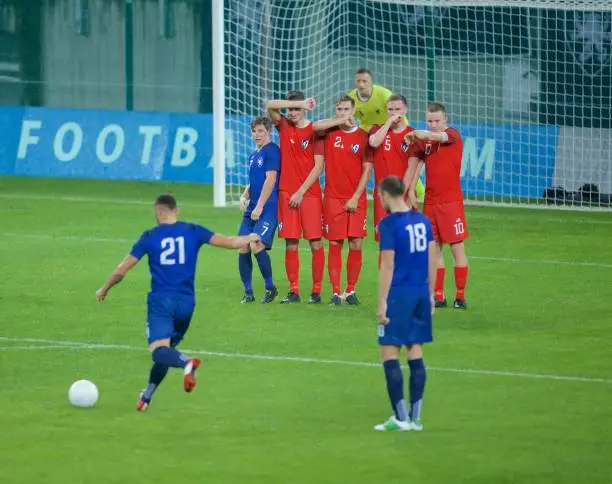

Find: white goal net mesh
<box><xmin>223</xmin><ymin>0</ymin><xmax>612</xmax><ymax>209</ymax></box>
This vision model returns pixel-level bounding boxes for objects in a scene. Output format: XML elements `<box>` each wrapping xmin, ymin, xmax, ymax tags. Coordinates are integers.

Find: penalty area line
<box><xmin>1</xmin><ymin>336</ymin><xmax>611</xmax><ymax>385</ymax></box>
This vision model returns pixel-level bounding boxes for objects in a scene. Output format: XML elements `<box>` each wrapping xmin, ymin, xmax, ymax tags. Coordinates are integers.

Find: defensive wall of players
<box><xmin>0</xmin><ymin>106</ymin><xmax>610</xmax><ymax>198</ymax></box>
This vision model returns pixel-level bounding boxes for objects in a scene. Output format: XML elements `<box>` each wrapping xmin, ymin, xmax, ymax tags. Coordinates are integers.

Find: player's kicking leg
<box><xmin>450</xmin><ymin>241</ymin><xmax>468</xmax><ymax>309</ymax></box>
<box><xmin>344</xmin><ymin>237</ymin><xmax>363</xmax><ymax>305</ymax></box>
<box><xmin>138</xmin><ymin>307</ymin><xmax>200</xmax><ymax>412</ymax></box>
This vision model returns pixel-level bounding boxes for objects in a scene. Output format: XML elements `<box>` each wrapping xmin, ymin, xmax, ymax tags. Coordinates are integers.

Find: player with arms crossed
<box><xmin>267</xmin><ymin>91</ymin><xmax>353</xmax><ymax>304</ymax></box>
<box><xmin>405</xmin><ymin>102</ymin><xmax>469</xmax><ymax>309</ymax></box>
<box><xmin>322</xmin><ymin>95</ymin><xmax>372</xmax><ymax>305</ymax></box>
<box><xmin>369</xmin><ymin>94</ymin><xmax>415</xmax><ymax>242</ymax></box>
<box><xmin>96</xmin><ymin>195</ymin><xmax>259</xmax><ymax>411</ymax></box>
<box><xmin>375</xmin><ymin>176</ymin><xmax>436</xmax><ymax>432</ymax></box>
<box><xmin>238</xmin><ymin>117</ymin><xmax>280</xmax><ymax>304</ymax></box>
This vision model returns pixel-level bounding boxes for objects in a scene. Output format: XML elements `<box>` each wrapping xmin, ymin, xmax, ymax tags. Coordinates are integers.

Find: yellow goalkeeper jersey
<box><xmin>348</xmin><ymin>84</ymin><xmax>408</xmax><ymax>132</ymax></box>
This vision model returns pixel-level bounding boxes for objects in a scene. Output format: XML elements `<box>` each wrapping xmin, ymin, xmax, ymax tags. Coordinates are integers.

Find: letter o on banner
<box><xmin>96</xmin><ymin>124</ymin><xmax>126</xmax><ymax>164</ymax></box>
<box><xmin>54</xmin><ymin>122</ymin><xmax>83</xmax><ymax>162</ymax></box>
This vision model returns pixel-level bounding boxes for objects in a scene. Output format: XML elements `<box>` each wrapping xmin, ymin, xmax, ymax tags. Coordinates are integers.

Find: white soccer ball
<box><xmin>68</xmin><ymin>379</ymin><xmax>99</xmax><ymax>408</ymax></box>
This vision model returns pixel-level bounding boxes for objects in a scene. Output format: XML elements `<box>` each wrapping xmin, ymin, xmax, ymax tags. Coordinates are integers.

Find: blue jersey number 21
<box><xmin>160</xmin><ymin>236</ymin><xmax>185</xmax><ymax>265</ymax></box>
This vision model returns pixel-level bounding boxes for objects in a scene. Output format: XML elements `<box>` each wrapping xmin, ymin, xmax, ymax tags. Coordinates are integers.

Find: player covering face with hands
<box><xmin>267</xmin><ymin>91</ymin><xmax>354</xmax><ymax>304</ymax></box>
<box><xmin>96</xmin><ymin>195</ymin><xmax>260</xmax><ymax>411</ymax></box>
<box><xmin>375</xmin><ymin>176</ymin><xmax>436</xmax><ymax>432</ymax></box>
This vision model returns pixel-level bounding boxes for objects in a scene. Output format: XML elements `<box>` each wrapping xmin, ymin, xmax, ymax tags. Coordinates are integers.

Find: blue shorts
<box><xmin>378</xmin><ymin>286</ymin><xmax>433</xmax><ymax>346</ymax></box>
<box><xmin>238</xmin><ymin>210</ymin><xmax>278</xmax><ymax>248</ymax></box>
<box><xmin>146</xmin><ymin>293</ymin><xmax>195</xmax><ymax>346</ymax></box>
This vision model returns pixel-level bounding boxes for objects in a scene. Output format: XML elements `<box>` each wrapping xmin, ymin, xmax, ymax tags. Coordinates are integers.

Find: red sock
<box><xmin>327</xmin><ymin>244</ymin><xmax>342</xmax><ymax>295</ymax></box>
<box><xmin>435</xmin><ymin>267</ymin><xmax>446</xmax><ymax>300</ymax></box>
<box><xmin>345</xmin><ymin>248</ymin><xmax>362</xmax><ymax>293</ymax></box>
<box><xmin>311</xmin><ymin>246</ymin><xmax>325</xmax><ymax>294</ymax></box>
<box><xmin>454</xmin><ymin>265</ymin><xmax>468</xmax><ymax>300</ymax></box>
<box><xmin>285</xmin><ymin>249</ymin><xmax>300</xmax><ymax>294</ymax></box>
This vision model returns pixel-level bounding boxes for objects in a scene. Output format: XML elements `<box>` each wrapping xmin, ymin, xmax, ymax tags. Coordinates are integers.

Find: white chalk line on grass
<box><xmin>1</xmin><ymin>336</ymin><xmax>610</xmax><ymax>385</ymax></box>
<box><xmin>3</xmin><ymin>231</ymin><xmax>612</xmax><ymax>269</ymax></box>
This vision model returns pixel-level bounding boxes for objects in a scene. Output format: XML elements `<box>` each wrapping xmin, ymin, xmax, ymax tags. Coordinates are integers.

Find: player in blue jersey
<box><xmin>96</xmin><ymin>194</ymin><xmax>259</xmax><ymax>412</ymax></box>
<box><xmin>374</xmin><ymin>176</ymin><xmax>437</xmax><ymax>432</ymax></box>
<box><xmin>238</xmin><ymin>117</ymin><xmax>280</xmax><ymax>303</ymax></box>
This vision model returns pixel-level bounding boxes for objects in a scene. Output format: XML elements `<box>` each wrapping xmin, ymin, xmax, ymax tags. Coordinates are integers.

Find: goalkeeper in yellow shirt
<box><xmin>348</xmin><ymin>67</ymin><xmax>425</xmax><ymax>201</ymax></box>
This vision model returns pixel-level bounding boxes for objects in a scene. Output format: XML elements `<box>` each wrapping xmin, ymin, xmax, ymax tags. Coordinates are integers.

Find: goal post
<box><xmin>216</xmin><ymin>0</ymin><xmax>612</xmax><ymax>209</ymax></box>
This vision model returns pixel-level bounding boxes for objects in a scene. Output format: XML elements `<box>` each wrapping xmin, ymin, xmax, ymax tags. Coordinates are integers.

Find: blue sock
<box><xmin>254</xmin><ymin>250</ymin><xmax>274</xmax><ymax>290</ymax></box>
<box><xmin>152</xmin><ymin>346</ymin><xmax>188</xmax><ymax>369</ymax></box>
<box><xmin>383</xmin><ymin>359</ymin><xmax>407</xmax><ymax>421</ymax></box>
<box><xmin>142</xmin><ymin>362</ymin><xmax>169</xmax><ymax>401</ymax></box>
<box><xmin>239</xmin><ymin>252</ymin><xmax>253</xmax><ymax>293</ymax></box>
<box><xmin>408</xmin><ymin>358</ymin><xmax>427</xmax><ymax>421</ymax></box>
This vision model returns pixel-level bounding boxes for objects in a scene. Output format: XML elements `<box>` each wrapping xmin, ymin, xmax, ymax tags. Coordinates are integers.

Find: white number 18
<box><xmin>406</xmin><ymin>223</ymin><xmax>427</xmax><ymax>253</ymax></box>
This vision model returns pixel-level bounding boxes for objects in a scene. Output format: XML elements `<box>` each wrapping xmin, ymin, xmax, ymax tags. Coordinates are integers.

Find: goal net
<box><xmin>221</xmin><ymin>0</ymin><xmax>612</xmax><ymax>209</ymax></box>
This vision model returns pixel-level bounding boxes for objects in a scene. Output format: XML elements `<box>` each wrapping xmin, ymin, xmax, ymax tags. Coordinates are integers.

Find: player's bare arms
<box><xmin>405</xmin><ymin>157</ymin><xmax>424</xmax><ymax>209</ymax></box>
<box><xmin>266</xmin><ymin>98</ymin><xmax>316</xmax><ymax>124</ymax></box>
<box><xmin>368</xmin><ymin>114</ymin><xmax>403</xmax><ymax>148</ymax></box>
<box><xmin>289</xmin><ymin>156</ymin><xmax>324</xmax><ymax>208</ymax></box>
<box><xmin>404</xmin><ymin>130</ymin><xmax>449</xmax><ymax>143</ymax></box>
<box><xmin>346</xmin><ymin>160</ymin><xmax>373</xmax><ymax>212</ymax></box>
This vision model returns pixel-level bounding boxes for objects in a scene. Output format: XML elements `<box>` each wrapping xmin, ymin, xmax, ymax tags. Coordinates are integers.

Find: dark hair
<box><xmin>387</xmin><ymin>94</ymin><xmax>408</xmax><ymax>106</ymax></box>
<box><xmin>155</xmin><ymin>194</ymin><xmax>177</xmax><ymax>210</ymax></box>
<box><xmin>251</xmin><ymin>116</ymin><xmax>272</xmax><ymax>131</ymax></box>
<box><xmin>286</xmin><ymin>90</ymin><xmax>305</xmax><ymax>101</ymax></box>
<box><xmin>335</xmin><ymin>94</ymin><xmax>355</xmax><ymax>107</ymax></box>
<box><xmin>378</xmin><ymin>176</ymin><xmax>405</xmax><ymax>198</ymax></box>
<box><xmin>427</xmin><ymin>102</ymin><xmax>446</xmax><ymax>113</ymax></box>
<box><xmin>355</xmin><ymin>67</ymin><xmax>373</xmax><ymax>78</ymax></box>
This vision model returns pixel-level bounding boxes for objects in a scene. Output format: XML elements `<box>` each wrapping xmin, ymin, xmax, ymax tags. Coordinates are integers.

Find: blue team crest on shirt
<box><xmin>301</xmin><ymin>139</ymin><xmax>310</xmax><ymax>149</ymax></box>
<box><xmin>257</xmin><ymin>157</ymin><xmax>264</xmax><ymax>167</ymax></box>
<box><xmin>401</xmin><ymin>142</ymin><xmax>409</xmax><ymax>152</ymax></box>
<box><xmin>351</xmin><ymin>143</ymin><xmax>360</xmax><ymax>153</ymax></box>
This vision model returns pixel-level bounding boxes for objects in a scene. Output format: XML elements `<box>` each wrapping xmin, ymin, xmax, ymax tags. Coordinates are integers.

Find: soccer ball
<box><xmin>68</xmin><ymin>379</ymin><xmax>99</xmax><ymax>408</ymax></box>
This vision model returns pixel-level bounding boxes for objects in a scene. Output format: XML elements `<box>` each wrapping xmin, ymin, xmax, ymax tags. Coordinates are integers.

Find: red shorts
<box><xmin>423</xmin><ymin>200</ymin><xmax>469</xmax><ymax>245</ymax></box>
<box><xmin>323</xmin><ymin>197</ymin><xmax>367</xmax><ymax>241</ymax></box>
<box><xmin>278</xmin><ymin>191</ymin><xmax>323</xmax><ymax>240</ymax></box>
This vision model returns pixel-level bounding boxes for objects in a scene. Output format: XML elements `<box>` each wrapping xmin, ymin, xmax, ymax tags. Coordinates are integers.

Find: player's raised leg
<box><xmin>327</xmin><ymin>240</ymin><xmax>343</xmax><ymax>305</ymax></box>
<box><xmin>450</xmin><ymin>241</ymin><xmax>469</xmax><ymax>309</ymax></box>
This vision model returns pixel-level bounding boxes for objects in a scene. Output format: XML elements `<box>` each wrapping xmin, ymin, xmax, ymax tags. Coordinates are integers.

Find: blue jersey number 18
<box><xmin>406</xmin><ymin>223</ymin><xmax>427</xmax><ymax>253</ymax></box>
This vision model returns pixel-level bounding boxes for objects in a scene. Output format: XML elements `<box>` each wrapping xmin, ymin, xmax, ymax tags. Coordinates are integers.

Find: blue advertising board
<box><xmin>0</xmin><ymin>106</ymin><xmax>559</xmax><ymax>199</ymax></box>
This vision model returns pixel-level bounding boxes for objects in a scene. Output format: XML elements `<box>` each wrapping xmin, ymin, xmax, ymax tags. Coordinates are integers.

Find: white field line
<box><xmin>0</xmin><ymin>336</ymin><xmax>610</xmax><ymax>385</ymax></box>
<box><xmin>2</xmin><ymin>191</ymin><xmax>612</xmax><ymax>225</ymax></box>
<box><xmin>2</xmin><ymin>231</ymin><xmax>612</xmax><ymax>269</ymax></box>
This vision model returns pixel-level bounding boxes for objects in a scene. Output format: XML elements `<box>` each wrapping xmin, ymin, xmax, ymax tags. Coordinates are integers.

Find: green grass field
<box><xmin>1</xmin><ymin>176</ymin><xmax>611</xmax><ymax>484</ymax></box>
